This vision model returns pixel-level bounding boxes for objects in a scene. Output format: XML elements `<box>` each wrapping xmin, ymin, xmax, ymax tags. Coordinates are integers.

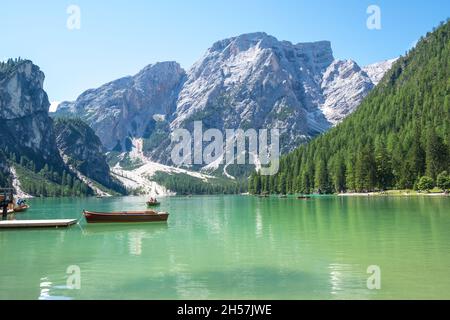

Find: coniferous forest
<box><xmin>152</xmin><ymin>172</ymin><xmax>247</xmax><ymax>195</ymax></box>
<box><xmin>5</xmin><ymin>152</ymin><xmax>93</xmax><ymax>197</ymax></box>
<box><xmin>249</xmin><ymin>21</ymin><xmax>450</xmax><ymax>195</ymax></box>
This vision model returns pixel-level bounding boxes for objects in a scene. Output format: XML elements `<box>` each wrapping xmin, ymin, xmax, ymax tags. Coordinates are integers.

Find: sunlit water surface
<box><xmin>0</xmin><ymin>195</ymin><xmax>449</xmax><ymax>300</ymax></box>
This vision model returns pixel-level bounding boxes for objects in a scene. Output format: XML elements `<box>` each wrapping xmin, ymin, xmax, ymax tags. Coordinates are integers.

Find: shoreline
<box><xmin>339</xmin><ymin>191</ymin><xmax>448</xmax><ymax>197</ymax></box>
<box><xmin>7</xmin><ymin>192</ymin><xmax>450</xmax><ymax>200</ymax></box>
<box><xmin>251</xmin><ymin>190</ymin><xmax>449</xmax><ymax>198</ymax></box>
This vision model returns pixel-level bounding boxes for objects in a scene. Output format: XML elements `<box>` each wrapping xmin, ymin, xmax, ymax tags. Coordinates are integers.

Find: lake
<box><xmin>0</xmin><ymin>195</ymin><xmax>449</xmax><ymax>300</ymax></box>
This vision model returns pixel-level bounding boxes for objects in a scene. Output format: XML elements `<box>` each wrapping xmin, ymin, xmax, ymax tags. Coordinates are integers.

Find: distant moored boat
<box><xmin>146</xmin><ymin>200</ymin><xmax>161</xmax><ymax>207</ymax></box>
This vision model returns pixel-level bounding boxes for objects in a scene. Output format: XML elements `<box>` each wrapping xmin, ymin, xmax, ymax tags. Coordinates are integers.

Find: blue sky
<box><xmin>1</xmin><ymin>0</ymin><xmax>448</xmax><ymax>106</ymax></box>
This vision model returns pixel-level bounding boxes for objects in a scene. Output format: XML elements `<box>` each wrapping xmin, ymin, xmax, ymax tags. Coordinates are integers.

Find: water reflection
<box><xmin>80</xmin><ymin>223</ymin><xmax>168</xmax><ymax>236</ymax></box>
<box><xmin>38</xmin><ymin>278</ymin><xmax>72</xmax><ymax>300</ymax></box>
<box><xmin>81</xmin><ymin>223</ymin><xmax>168</xmax><ymax>256</ymax></box>
<box><xmin>328</xmin><ymin>263</ymin><xmax>355</xmax><ymax>296</ymax></box>
<box><xmin>255</xmin><ymin>207</ymin><xmax>263</xmax><ymax>238</ymax></box>
<box><xmin>128</xmin><ymin>231</ymin><xmax>145</xmax><ymax>256</ymax></box>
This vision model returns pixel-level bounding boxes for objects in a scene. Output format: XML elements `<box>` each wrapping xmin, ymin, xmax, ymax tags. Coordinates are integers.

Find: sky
<box><xmin>1</xmin><ymin>0</ymin><xmax>449</xmax><ymax>108</ymax></box>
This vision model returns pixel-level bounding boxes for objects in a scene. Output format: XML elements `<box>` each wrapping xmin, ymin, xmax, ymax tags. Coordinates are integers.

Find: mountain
<box><xmin>54</xmin><ymin>118</ymin><xmax>127</xmax><ymax>195</ymax></box>
<box><xmin>0</xmin><ymin>59</ymin><xmax>64</xmax><ymax>171</ymax></box>
<box><xmin>56</xmin><ymin>62</ymin><xmax>186</xmax><ymax>151</ymax></box>
<box><xmin>249</xmin><ymin>21</ymin><xmax>450</xmax><ymax>194</ymax></box>
<box><xmin>320</xmin><ymin>59</ymin><xmax>375</xmax><ymax>125</ymax></box>
<box><xmin>362</xmin><ymin>59</ymin><xmax>398</xmax><ymax>85</ymax></box>
<box><xmin>55</xmin><ymin>33</ymin><xmax>393</xmax><ymax>175</ymax></box>
<box><xmin>170</xmin><ymin>34</ymin><xmax>334</xmax><ymax>152</ymax></box>
<box><xmin>0</xmin><ymin>59</ymin><xmax>84</xmax><ymax>196</ymax></box>
<box><xmin>0</xmin><ymin>59</ymin><xmax>126</xmax><ymax>196</ymax></box>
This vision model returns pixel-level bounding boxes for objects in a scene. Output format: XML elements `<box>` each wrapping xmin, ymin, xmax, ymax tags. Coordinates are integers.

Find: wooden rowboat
<box><xmin>83</xmin><ymin>210</ymin><xmax>169</xmax><ymax>223</ymax></box>
<box><xmin>146</xmin><ymin>201</ymin><xmax>160</xmax><ymax>207</ymax></box>
<box><xmin>13</xmin><ymin>204</ymin><xmax>30</xmax><ymax>213</ymax></box>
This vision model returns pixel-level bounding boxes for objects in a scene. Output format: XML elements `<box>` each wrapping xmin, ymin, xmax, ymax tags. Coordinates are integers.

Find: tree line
<box><xmin>3</xmin><ymin>150</ymin><xmax>93</xmax><ymax>197</ymax></box>
<box><xmin>153</xmin><ymin>172</ymin><xmax>247</xmax><ymax>195</ymax></box>
<box><xmin>250</xmin><ymin>20</ymin><xmax>450</xmax><ymax>195</ymax></box>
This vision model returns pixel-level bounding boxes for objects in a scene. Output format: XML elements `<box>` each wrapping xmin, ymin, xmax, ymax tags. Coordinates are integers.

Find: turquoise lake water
<box><xmin>0</xmin><ymin>195</ymin><xmax>449</xmax><ymax>300</ymax></box>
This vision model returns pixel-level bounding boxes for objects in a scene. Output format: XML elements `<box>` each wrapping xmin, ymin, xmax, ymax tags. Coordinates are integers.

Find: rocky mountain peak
<box><xmin>320</xmin><ymin>60</ymin><xmax>374</xmax><ymax>124</ymax></box>
<box><xmin>54</xmin><ymin>33</ymin><xmax>395</xmax><ymax>175</ymax></box>
<box><xmin>362</xmin><ymin>58</ymin><xmax>398</xmax><ymax>85</ymax></box>
<box><xmin>172</xmin><ymin>33</ymin><xmax>335</xmax><ymax>133</ymax></box>
<box><xmin>210</xmin><ymin>32</ymin><xmax>274</xmax><ymax>52</ymax></box>
<box><xmin>0</xmin><ymin>59</ymin><xmax>65</xmax><ymax>175</ymax></box>
<box><xmin>56</xmin><ymin>61</ymin><xmax>186</xmax><ymax>151</ymax></box>
<box><xmin>0</xmin><ymin>59</ymin><xmax>50</xmax><ymax>120</ymax></box>
<box><xmin>135</xmin><ymin>61</ymin><xmax>184</xmax><ymax>82</ymax></box>
<box><xmin>322</xmin><ymin>60</ymin><xmax>362</xmax><ymax>85</ymax></box>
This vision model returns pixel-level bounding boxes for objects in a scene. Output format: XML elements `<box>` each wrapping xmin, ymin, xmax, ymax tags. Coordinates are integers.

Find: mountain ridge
<box><xmin>0</xmin><ymin>59</ymin><xmax>127</xmax><ymax>196</ymax></box>
<box><xmin>55</xmin><ymin>32</ymin><xmax>395</xmax><ymax>177</ymax></box>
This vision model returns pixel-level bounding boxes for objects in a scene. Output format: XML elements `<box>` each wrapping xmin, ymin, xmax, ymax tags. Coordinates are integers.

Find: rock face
<box><xmin>54</xmin><ymin>118</ymin><xmax>126</xmax><ymax>194</ymax></box>
<box><xmin>0</xmin><ymin>59</ymin><xmax>64</xmax><ymax>171</ymax></box>
<box><xmin>0</xmin><ymin>59</ymin><xmax>126</xmax><ymax>195</ymax></box>
<box><xmin>170</xmin><ymin>33</ymin><xmax>333</xmax><ymax>156</ymax></box>
<box><xmin>320</xmin><ymin>60</ymin><xmax>374</xmax><ymax>125</ymax></box>
<box><xmin>57</xmin><ymin>62</ymin><xmax>186</xmax><ymax>151</ymax></box>
<box><xmin>56</xmin><ymin>33</ymin><xmax>395</xmax><ymax>168</ymax></box>
<box><xmin>362</xmin><ymin>59</ymin><xmax>397</xmax><ymax>85</ymax></box>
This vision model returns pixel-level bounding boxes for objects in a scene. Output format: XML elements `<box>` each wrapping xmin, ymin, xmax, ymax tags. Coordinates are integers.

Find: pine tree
<box><xmin>425</xmin><ymin>128</ymin><xmax>448</xmax><ymax>180</ymax></box>
<box><xmin>278</xmin><ymin>172</ymin><xmax>286</xmax><ymax>195</ymax></box>
<box><xmin>375</xmin><ymin>139</ymin><xmax>392</xmax><ymax>190</ymax></box>
<box><xmin>332</xmin><ymin>155</ymin><xmax>346</xmax><ymax>193</ymax></box>
<box><xmin>355</xmin><ymin>144</ymin><xmax>376</xmax><ymax>192</ymax></box>
<box><xmin>314</xmin><ymin>158</ymin><xmax>329</xmax><ymax>194</ymax></box>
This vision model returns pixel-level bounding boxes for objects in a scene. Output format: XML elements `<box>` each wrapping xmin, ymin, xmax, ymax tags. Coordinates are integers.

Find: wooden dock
<box><xmin>0</xmin><ymin>219</ymin><xmax>78</xmax><ymax>229</ymax></box>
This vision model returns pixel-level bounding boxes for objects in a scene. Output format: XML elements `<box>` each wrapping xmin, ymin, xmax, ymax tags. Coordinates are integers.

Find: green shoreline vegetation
<box><xmin>152</xmin><ymin>172</ymin><xmax>247</xmax><ymax>195</ymax></box>
<box><xmin>251</xmin><ymin>190</ymin><xmax>449</xmax><ymax>197</ymax></box>
<box><xmin>12</xmin><ymin>161</ymin><xmax>92</xmax><ymax>197</ymax></box>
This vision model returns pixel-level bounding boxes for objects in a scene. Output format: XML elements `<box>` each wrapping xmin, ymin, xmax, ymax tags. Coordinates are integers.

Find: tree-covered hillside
<box><xmin>0</xmin><ymin>60</ymin><xmax>127</xmax><ymax>197</ymax></box>
<box><xmin>0</xmin><ymin>58</ymin><xmax>94</xmax><ymax>196</ymax></box>
<box><xmin>250</xmin><ymin>20</ymin><xmax>450</xmax><ymax>194</ymax></box>
<box><xmin>54</xmin><ymin>118</ymin><xmax>127</xmax><ymax>195</ymax></box>
<box><xmin>152</xmin><ymin>172</ymin><xmax>246</xmax><ymax>195</ymax></box>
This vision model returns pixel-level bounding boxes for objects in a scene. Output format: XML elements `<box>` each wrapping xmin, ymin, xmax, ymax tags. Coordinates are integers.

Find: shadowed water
<box><xmin>0</xmin><ymin>195</ymin><xmax>449</xmax><ymax>300</ymax></box>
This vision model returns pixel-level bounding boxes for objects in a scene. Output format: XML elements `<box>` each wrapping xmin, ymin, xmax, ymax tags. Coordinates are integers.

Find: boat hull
<box><xmin>146</xmin><ymin>202</ymin><xmax>160</xmax><ymax>207</ymax></box>
<box><xmin>83</xmin><ymin>210</ymin><xmax>169</xmax><ymax>223</ymax></box>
